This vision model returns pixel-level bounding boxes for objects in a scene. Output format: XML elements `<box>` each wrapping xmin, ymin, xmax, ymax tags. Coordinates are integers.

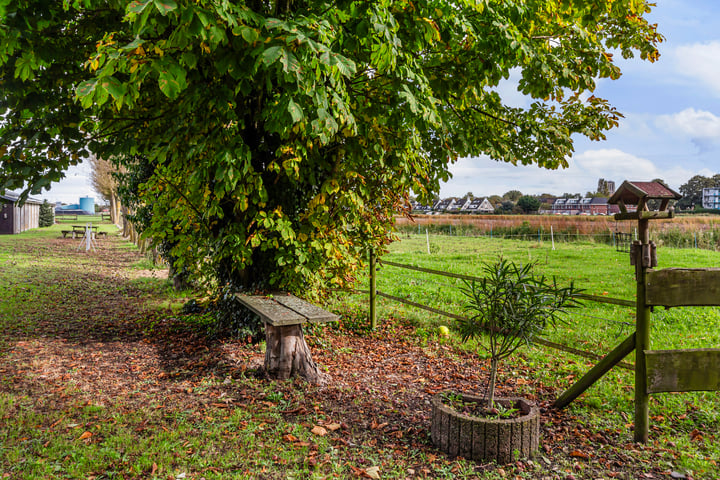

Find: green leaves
<box><xmin>262</xmin><ymin>46</ymin><xmax>283</xmax><ymax>66</ymax></box>
<box><xmin>13</xmin><ymin>53</ymin><xmax>40</xmax><ymax>81</ymax></box>
<box><xmin>2</xmin><ymin>0</ymin><xmax>663</xmax><ymax>298</ymax></box>
<box><xmin>287</xmin><ymin>98</ymin><xmax>304</xmax><ymax>123</ymax></box>
<box><xmin>127</xmin><ymin>0</ymin><xmax>151</xmax><ymax>14</ymax></box>
<box><xmin>153</xmin><ymin>0</ymin><xmax>177</xmax><ymax>15</ymax></box>
<box><xmin>128</xmin><ymin>0</ymin><xmax>176</xmax><ymax>15</ymax></box>
<box><xmin>156</xmin><ymin>60</ymin><xmax>187</xmax><ymax>99</ymax></box>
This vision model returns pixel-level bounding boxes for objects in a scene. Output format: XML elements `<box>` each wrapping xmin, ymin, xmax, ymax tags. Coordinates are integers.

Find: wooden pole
<box><xmin>554</xmin><ymin>332</ymin><xmax>636</xmax><ymax>409</ymax></box>
<box><xmin>369</xmin><ymin>249</ymin><xmax>377</xmax><ymax>330</ymax></box>
<box><xmin>635</xmin><ymin>218</ymin><xmax>650</xmax><ymax>443</ymax></box>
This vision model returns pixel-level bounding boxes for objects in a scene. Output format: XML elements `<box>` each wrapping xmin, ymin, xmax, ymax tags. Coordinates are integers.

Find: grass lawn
<box><xmin>329</xmin><ymin>233</ymin><xmax>720</xmax><ymax>478</ymax></box>
<box><xmin>1</xmin><ymin>228</ymin><xmax>718</xmax><ymax>479</ymax></box>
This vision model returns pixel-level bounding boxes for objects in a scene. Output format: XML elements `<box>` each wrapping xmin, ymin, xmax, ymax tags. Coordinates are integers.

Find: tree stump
<box><xmin>431</xmin><ymin>393</ymin><xmax>539</xmax><ymax>464</ymax></box>
<box><xmin>235</xmin><ymin>293</ymin><xmax>338</xmax><ymax>385</ymax></box>
<box><xmin>264</xmin><ymin>323</ymin><xmax>329</xmax><ymax>385</ymax></box>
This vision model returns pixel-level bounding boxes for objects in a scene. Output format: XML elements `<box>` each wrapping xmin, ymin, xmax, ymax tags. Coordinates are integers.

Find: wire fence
<box><xmin>369</xmin><ymin>259</ymin><xmax>635</xmax><ymax>370</ymax></box>
<box><xmin>396</xmin><ymin>222</ymin><xmax>720</xmax><ymax>251</ymax></box>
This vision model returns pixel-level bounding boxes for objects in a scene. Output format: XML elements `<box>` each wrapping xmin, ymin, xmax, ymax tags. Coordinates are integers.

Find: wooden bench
<box><xmin>236</xmin><ymin>293</ymin><xmax>338</xmax><ymax>384</ymax></box>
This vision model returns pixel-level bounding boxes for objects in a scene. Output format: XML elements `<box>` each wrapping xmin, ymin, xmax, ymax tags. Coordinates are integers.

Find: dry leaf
<box><xmin>282</xmin><ymin>434</ymin><xmax>298</xmax><ymax>442</ymax></box>
<box><xmin>364</xmin><ymin>466</ymin><xmax>381</xmax><ymax>479</ymax></box>
<box><xmin>326</xmin><ymin>423</ymin><xmax>342</xmax><ymax>431</ymax></box>
<box><xmin>569</xmin><ymin>450</ymin><xmax>589</xmax><ymax>459</ymax></box>
<box><xmin>311</xmin><ymin>425</ymin><xmax>328</xmax><ymax>436</ymax></box>
<box><xmin>78</xmin><ymin>431</ymin><xmax>93</xmax><ymax>441</ymax></box>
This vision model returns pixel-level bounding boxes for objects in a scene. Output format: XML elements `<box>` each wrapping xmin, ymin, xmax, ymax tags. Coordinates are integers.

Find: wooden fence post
<box><xmin>369</xmin><ymin>248</ymin><xmax>377</xmax><ymax>330</ymax></box>
<box><xmin>634</xmin><ymin>219</ymin><xmax>650</xmax><ymax>443</ymax></box>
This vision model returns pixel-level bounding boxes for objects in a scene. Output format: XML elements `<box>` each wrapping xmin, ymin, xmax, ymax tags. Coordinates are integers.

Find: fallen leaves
<box><xmin>310</xmin><ymin>425</ymin><xmax>327</xmax><ymax>436</ymax></box>
<box><xmin>569</xmin><ymin>449</ymin><xmax>589</xmax><ymax>460</ymax></box>
<box><xmin>348</xmin><ymin>464</ymin><xmax>381</xmax><ymax>479</ymax></box>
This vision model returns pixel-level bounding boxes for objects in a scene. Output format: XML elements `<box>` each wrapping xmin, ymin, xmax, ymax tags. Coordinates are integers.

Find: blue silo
<box><xmin>79</xmin><ymin>196</ymin><xmax>95</xmax><ymax>214</ymax></box>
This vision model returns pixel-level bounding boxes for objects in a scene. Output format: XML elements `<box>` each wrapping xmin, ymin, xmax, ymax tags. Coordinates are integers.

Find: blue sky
<box><xmin>41</xmin><ymin>1</ymin><xmax>720</xmax><ymax>203</ymax></box>
<box><xmin>441</xmin><ymin>0</ymin><xmax>720</xmax><ymax>198</ymax></box>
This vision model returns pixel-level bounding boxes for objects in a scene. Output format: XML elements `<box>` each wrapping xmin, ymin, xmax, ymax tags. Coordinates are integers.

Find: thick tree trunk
<box><xmin>264</xmin><ymin>323</ymin><xmax>329</xmax><ymax>385</ymax></box>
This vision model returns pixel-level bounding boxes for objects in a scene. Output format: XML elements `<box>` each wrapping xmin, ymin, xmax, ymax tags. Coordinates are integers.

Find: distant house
<box><xmin>0</xmin><ymin>191</ymin><xmax>43</xmax><ymax>234</ymax></box>
<box><xmin>462</xmin><ymin>197</ymin><xmax>495</xmax><ymax>214</ymax></box>
<box><xmin>433</xmin><ymin>198</ymin><xmax>456</xmax><ymax>212</ymax></box>
<box><xmin>551</xmin><ymin>197</ymin><xmax>617</xmax><ymax>215</ymax></box>
<box><xmin>410</xmin><ymin>201</ymin><xmax>434</xmax><ymax>214</ymax></box>
<box><xmin>702</xmin><ymin>187</ymin><xmax>720</xmax><ymax>209</ymax></box>
<box><xmin>446</xmin><ymin>197</ymin><xmax>471</xmax><ymax>213</ymax></box>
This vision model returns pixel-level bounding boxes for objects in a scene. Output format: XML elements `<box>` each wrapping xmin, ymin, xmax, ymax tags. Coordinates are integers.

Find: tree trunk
<box><xmin>264</xmin><ymin>323</ymin><xmax>329</xmax><ymax>385</ymax></box>
<box><xmin>109</xmin><ymin>192</ymin><xmax>120</xmax><ymax>225</ymax></box>
<box><xmin>486</xmin><ymin>358</ymin><xmax>498</xmax><ymax>408</ymax></box>
<box><xmin>169</xmin><ymin>262</ymin><xmax>191</xmax><ymax>291</ymax></box>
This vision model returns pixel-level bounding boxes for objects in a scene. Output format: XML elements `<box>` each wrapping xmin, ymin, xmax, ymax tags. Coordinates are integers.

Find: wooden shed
<box><xmin>0</xmin><ymin>191</ymin><xmax>42</xmax><ymax>235</ymax></box>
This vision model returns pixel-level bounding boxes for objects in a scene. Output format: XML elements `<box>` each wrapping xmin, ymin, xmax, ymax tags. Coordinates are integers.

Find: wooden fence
<box><xmin>368</xmin><ymin>257</ymin><xmax>635</xmax><ymax>370</ymax></box>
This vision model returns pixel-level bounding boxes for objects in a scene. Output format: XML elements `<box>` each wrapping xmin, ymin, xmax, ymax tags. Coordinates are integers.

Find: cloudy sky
<box><xmin>39</xmin><ymin>1</ymin><xmax>720</xmax><ymax>203</ymax></box>
<box><xmin>441</xmin><ymin>0</ymin><xmax>720</xmax><ymax>198</ymax></box>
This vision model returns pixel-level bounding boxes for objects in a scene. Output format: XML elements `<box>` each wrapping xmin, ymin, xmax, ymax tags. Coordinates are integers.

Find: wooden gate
<box><xmin>554</xmin><ymin>181</ymin><xmax>720</xmax><ymax>443</ymax></box>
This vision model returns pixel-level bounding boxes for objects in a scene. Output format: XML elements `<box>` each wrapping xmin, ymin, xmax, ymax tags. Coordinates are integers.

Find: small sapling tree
<box><xmin>39</xmin><ymin>200</ymin><xmax>54</xmax><ymax>227</ymax></box>
<box><xmin>458</xmin><ymin>259</ymin><xmax>580</xmax><ymax>410</ymax></box>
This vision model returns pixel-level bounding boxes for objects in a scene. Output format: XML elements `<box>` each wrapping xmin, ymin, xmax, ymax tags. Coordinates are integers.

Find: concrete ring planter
<box><xmin>431</xmin><ymin>392</ymin><xmax>540</xmax><ymax>464</ymax></box>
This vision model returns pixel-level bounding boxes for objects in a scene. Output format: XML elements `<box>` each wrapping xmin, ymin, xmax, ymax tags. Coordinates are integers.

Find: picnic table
<box><xmin>236</xmin><ymin>293</ymin><xmax>338</xmax><ymax>384</ymax></box>
<box><xmin>61</xmin><ymin>225</ymin><xmax>106</xmax><ymax>239</ymax></box>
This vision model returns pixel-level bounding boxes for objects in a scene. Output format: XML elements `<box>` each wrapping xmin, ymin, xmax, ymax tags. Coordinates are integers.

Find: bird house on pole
<box><xmin>608</xmin><ymin>181</ymin><xmax>682</xmax><ymax>221</ymax></box>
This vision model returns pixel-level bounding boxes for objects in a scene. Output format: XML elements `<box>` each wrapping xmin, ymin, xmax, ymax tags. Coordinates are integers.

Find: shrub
<box><xmin>458</xmin><ymin>259</ymin><xmax>581</xmax><ymax>407</ymax></box>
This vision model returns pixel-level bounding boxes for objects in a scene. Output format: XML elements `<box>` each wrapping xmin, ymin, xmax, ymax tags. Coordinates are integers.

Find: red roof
<box><xmin>627</xmin><ymin>182</ymin><xmax>678</xmax><ymax>198</ymax></box>
<box><xmin>608</xmin><ymin>181</ymin><xmax>682</xmax><ymax>205</ymax></box>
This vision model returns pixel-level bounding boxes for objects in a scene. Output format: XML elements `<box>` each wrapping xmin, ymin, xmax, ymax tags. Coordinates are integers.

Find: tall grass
<box><xmin>395</xmin><ymin>214</ymin><xmax>720</xmax><ymax>250</ymax></box>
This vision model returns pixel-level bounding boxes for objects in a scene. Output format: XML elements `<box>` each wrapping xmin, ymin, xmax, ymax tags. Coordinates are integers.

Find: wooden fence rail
<box><xmin>382</xmin><ymin>260</ymin><xmax>634</xmax><ymax>308</ymax></box>
<box><xmin>366</xmin><ymin>258</ymin><xmax>634</xmax><ymax>370</ymax></box>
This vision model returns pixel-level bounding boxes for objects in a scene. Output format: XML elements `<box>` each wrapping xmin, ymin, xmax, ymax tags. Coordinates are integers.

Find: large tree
<box><xmin>1</xmin><ymin>0</ymin><xmax>662</xmax><ymax>295</ymax></box>
<box><xmin>517</xmin><ymin>195</ymin><xmax>541</xmax><ymax>214</ymax></box>
<box><xmin>676</xmin><ymin>174</ymin><xmax>720</xmax><ymax>210</ymax></box>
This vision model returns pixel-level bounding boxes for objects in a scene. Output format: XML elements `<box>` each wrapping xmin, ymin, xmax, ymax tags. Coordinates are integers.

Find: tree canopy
<box><xmin>517</xmin><ymin>195</ymin><xmax>541</xmax><ymax>214</ymax></box>
<box><xmin>1</xmin><ymin>0</ymin><xmax>662</xmax><ymax>294</ymax></box>
<box><xmin>676</xmin><ymin>174</ymin><xmax>720</xmax><ymax>210</ymax></box>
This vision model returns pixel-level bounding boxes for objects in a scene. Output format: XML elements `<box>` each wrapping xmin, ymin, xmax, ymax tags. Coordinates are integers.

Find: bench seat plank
<box><xmin>236</xmin><ymin>293</ymin><xmax>338</xmax><ymax>327</ymax></box>
<box><xmin>273</xmin><ymin>294</ymin><xmax>339</xmax><ymax>324</ymax></box>
<box><xmin>238</xmin><ymin>294</ymin><xmax>304</xmax><ymax>326</ymax></box>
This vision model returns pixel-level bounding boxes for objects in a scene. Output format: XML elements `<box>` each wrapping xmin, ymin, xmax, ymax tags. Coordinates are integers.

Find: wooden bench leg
<box><xmin>264</xmin><ymin>323</ymin><xmax>329</xmax><ymax>385</ymax></box>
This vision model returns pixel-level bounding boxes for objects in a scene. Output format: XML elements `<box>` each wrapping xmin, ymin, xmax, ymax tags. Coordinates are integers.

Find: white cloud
<box><xmin>672</xmin><ymin>41</ymin><xmax>720</xmax><ymax>96</ymax></box>
<box><xmin>574</xmin><ymin>149</ymin><xmax>659</xmax><ymax>179</ymax></box>
<box><xmin>567</xmin><ymin>149</ymin><xmax>698</xmax><ymax>191</ymax></box>
<box><xmin>441</xmin><ymin>148</ymin><xmax>703</xmax><ymax>198</ymax></box>
<box><xmin>655</xmin><ymin>108</ymin><xmax>720</xmax><ymax>149</ymax></box>
<box><xmin>38</xmin><ymin>160</ymin><xmax>100</xmax><ymax>204</ymax></box>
